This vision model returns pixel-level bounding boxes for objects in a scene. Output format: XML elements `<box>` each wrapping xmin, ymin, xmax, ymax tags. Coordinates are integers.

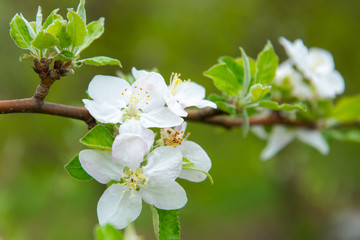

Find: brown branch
<box><xmin>0</xmin><ymin>99</ymin><xmax>359</xmax><ymax>130</ymax></box>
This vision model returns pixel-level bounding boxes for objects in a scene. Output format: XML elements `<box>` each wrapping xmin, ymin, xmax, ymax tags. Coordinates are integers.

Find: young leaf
<box><xmin>56</xmin><ymin>50</ymin><xmax>76</xmax><ymax>61</ymax></box>
<box><xmin>80</xmin><ymin>56</ymin><xmax>121</xmax><ymax>67</ymax></box>
<box><xmin>332</xmin><ymin>95</ymin><xmax>360</xmax><ymax>122</ymax></box>
<box><xmin>20</xmin><ymin>14</ymin><xmax>36</xmax><ymax>39</ymax></box>
<box><xmin>95</xmin><ymin>224</ymin><xmax>124</xmax><ymax>240</ymax></box>
<box><xmin>152</xmin><ymin>207</ymin><xmax>180</xmax><ymax>240</ymax></box>
<box><xmin>208</xmin><ymin>94</ymin><xmax>236</xmax><ymax>114</ymax></box>
<box><xmin>43</xmin><ymin>9</ymin><xmax>63</xmax><ymax>29</ymax></box>
<box><xmin>240</xmin><ymin>47</ymin><xmax>251</xmax><ymax>98</ymax></box>
<box><xmin>66</xmin><ymin>10</ymin><xmax>87</xmax><ymax>48</ymax></box>
<box><xmin>10</xmin><ymin>14</ymin><xmax>33</xmax><ymax>49</ymax></box>
<box><xmin>81</xmin><ymin>18</ymin><xmax>105</xmax><ymax>51</ymax></box>
<box><xmin>19</xmin><ymin>53</ymin><xmax>34</xmax><ymax>62</ymax></box>
<box><xmin>31</xmin><ymin>30</ymin><xmax>60</xmax><ymax>50</ymax></box>
<box><xmin>259</xmin><ymin>100</ymin><xmax>307</xmax><ymax>112</ymax></box>
<box><xmin>80</xmin><ymin>125</ymin><xmax>115</xmax><ymax>151</ymax></box>
<box><xmin>35</xmin><ymin>6</ymin><xmax>43</xmax><ymax>33</ymax></box>
<box><xmin>242</xmin><ymin>108</ymin><xmax>250</xmax><ymax>137</ymax></box>
<box><xmin>65</xmin><ymin>155</ymin><xmax>92</xmax><ymax>180</ymax></box>
<box><xmin>249</xmin><ymin>83</ymin><xmax>271</xmax><ymax>102</ymax></box>
<box><xmin>204</xmin><ymin>64</ymin><xmax>240</xmax><ymax>96</ymax></box>
<box><xmin>76</xmin><ymin>0</ymin><xmax>87</xmax><ymax>24</ymax></box>
<box><xmin>220</xmin><ymin>56</ymin><xmax>244</xmax><ymax>85</ymax></box>
<box><xmin>254</xmin><ymin>41</ymin><xmax>279</xmax><ymax>85</ymax></box>
<box><xmin>46</xmin><ymin>20</ymin><xmax>71</xmax><ymax>48</ymax></box>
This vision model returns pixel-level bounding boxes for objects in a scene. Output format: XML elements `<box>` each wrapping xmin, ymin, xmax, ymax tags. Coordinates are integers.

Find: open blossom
<box><xmin>279</xmin><ymin>37</ymin><xmax>345</xmax><ymax>98</ymax></box>
<box><xmin>79</xmin><ymin>134</ymin><xmax>187</xmax><ymax>230</ymax></box>
<box><xmin>83</xmin><ymin>68</ymin><xmax>183</xmax><ymax>128</ymax></box>
<box><xmin>164</xmin><ymin>73</ymin><xmax>217</xmax><ymax>117</ymax></box>
<box><xmin>259</xmin><ymin>126</ymin><xmax>329</xmax><ymax>161</ymax></box>
<box><xmin>157</xmin><ymin>122</ymin><xmax>212</xmax><ymax>182</ymax></box>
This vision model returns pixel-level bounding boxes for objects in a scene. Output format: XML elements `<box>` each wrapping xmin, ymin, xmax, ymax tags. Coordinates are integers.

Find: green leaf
<box><xmin>43</xmin><ymin>9</ymin><xmax>63</xmax><ymax>29</ymax></box>
<box><xmin>19</xmin><ymin>53</ymin><xmax>34</xmax><ymax>62</ymax></box>
<box><xmin>323</xmin><ymin>129</ymin><xmax>360</xmax><ymax>143</ymax></box>
<box><xmin>332</xmin><ymin>95</ymin><xmax>360</xmax><ymax>122</ymax></box>
<box><xmin>76</xmin><ymin>0</ymin><xmax>87</xmax><ymax>24</ymax></box>
<box><xmin>254</xmin><ymin>41</ymin><xmax>279</xmax><ymax>85</ymax></box>
<box><xmin>81</xmin><ymin>18</ymin><xmax>105</xmax><ymax>51</ymax></box>
<box><xmin>80</xmin><ymin>56</ymin><xmax>122</xmax><ymax>67</ymax></box>
<box><xmin>240</xmin><ymin>47</ymin><xmax>251</xmax><ymax>97</ymax></box>
<box><xmin>242</xmin><ymin>108</ymin><xmax>250</xmax><ymax>137</ymax></box>
<box><xmin>259</xmin><ymin>100</ymin><xmax>307</xmax><ymax>112</ymax></box>
<box><xmin>152</xmin><ymin>207</ymin><xmax>180</xmax><ymax>240</ymax></box>
<box><xmin>80</xmin><ymin>125</ymin><xmax>115</xmax><ymax>151</ymax></box>
<box><xmin>249</xmin><ymin>83</ymin><xmax>271</xmax><ymax>102</ymax></box>
<box><xmin>46</xmin><ymin>20</ymin><xmax>71</xmax><ymax>48</ymax></box>
<box><xmin>35</xmin><ymin>6</ymin><xmax>43</xmax><ymax>33</ymax></box>
<box><xmin>95</xmin><ymin>224</ymin><xmax>124</xmax><ymax>240</ymax></box>
<box><xmin>208</xmin><ymin>94</ymin><xmax>236</xmax><ymax>114</ymax></box>
<box><xmin>65</xmin><ymin>155</ymin><xmax>92</xmax><ymax>180</ymax></box>
<box><xmin>220</xmin><ymin>56</ymin><xmax>244</xmax><ymax>85</ymax></box>
<box><xmin>55</xmin><ymin>50</ymin><xmax>76</xmax><ymax>61</ymax></box>
<box><xmin>10</xmin><ymin>14</ymin><xmax>33</xmax><ymax>49</ymax></box>
<box><xmin>31</xmin><ymin>30</ymin><xmax>60</xmax><ymax>50</ymax></box>
<box><xmin>204</xmin><ymin>64</ymin><xmax>240</xmax><ymax>96</ymax></box>
<box><xmin>20</xmin><ymin>14</ymin><xmax>36</xmax><ymax>39</ymax></box>
<box><xmin>66</xmin><ymin>10</ymin><xmax>87</xmax><ymax>47</ymax></box>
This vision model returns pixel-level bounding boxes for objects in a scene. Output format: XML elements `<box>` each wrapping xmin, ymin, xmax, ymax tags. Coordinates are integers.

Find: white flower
<box><xmin>79</xmin><ymin>138</ymin><xmax>187</xmax><ymax>230</ymax></box>
<box><xmin>157</xmin><ymin>122</ymin><xmax>212</xmax><ymax>182</ymax></box>
<box><xmin>83</xmin><ymin>68</ymin><xmax>183</xmax><ymax>128</ymax></box>
<box><xmin>164</xmin><ymin>73</ymin><xmax>217</xmax><ymax>117</ymax></box>
<box><xmin>279</xmin><ymin>37</ymin><xmax>345</xmax><ymax>98</ymax></box>
<box><xmin>260</xmin><ymin>125</ymin><xmax>329</xmax><ymax>161</ymax></box>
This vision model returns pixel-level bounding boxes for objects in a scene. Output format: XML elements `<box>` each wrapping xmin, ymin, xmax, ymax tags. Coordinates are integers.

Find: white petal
<box><xmin>251</xmin><ymin>126</ymin><xmax>268</xmax><ymax>140</ymax></box>
<box><xmin>140</xmin><ymin>181</ymin><xmax>187</xmax><ymax>210</ymax></box>
<box><xmin>312</xmin><ymin>71</ymin><xmax>345</xmax><ymax>98</ymax></box>
<box><xmin>143</xmin><ymin>146</ymin><xmax>183</xmax><ymax>183</ymax></box>
<box><xmin>183</xmin><ymin>99</ymin><xmax>217</xmax><ymax>109</ymax></box>
<box><xmin>175</xmin><ymin>81</ymin><xmax>206</xmax><ymax>100</ymax></box>
<box><xmin>174</xmin><ymin>122</ymin><xmax>187</xmax><ymax>133</ymax></box>
<box><xmin>261</xmin><ymin>126</ymin><xmax>295</xmax><ymax>161</ymax></box>
<box><xmin>97</xmin><ymin>184</ymin><xmax>142</xmax><ymax>230</ymax></box>
<box><xmin>296</xmin><ymin>130</ymin><xmax>329</xmax><ymax>155</ymax></box>
<box><xmin>131</xmin><ymin>67</ymin><xmax>149</xmax><ymax>80</ymax></box>
<box><xmin>140</xmin><ymin>107</ymin><xmax>184</xmax><ymax>128</ymax></box>
<box><xmin>87</xmin><ymin>75</ymin><xmax>130</xmax><ymax>106</ymax></box>
<box><xmin>165</xmin><ymin>95</ymin><xmax>188</xmax><ymax>117</ymax></box>
<box><xmin>308</xmin><ymin>47</ymin><xmax>335</xmax><ymax>73</ymax></box>
<box><xmin>112</xmin><ymin>134</ymin><xmax>148</xmax><ymax>169</ymax></box>
<box><xmin>79</xmin><ymin>149</ymin><xmax>123</xmax><ymax>184</ymax></box>
<box><xmin>178</xmin><ymin>141</ymin><xmax>211</xmax><ymax>182</ymax></box>
<box><xmin>279</xmin><ymin>37</ymin><xmax>310</xmax><ymax>74</ymax></box>
<box><xmin>132</xmin><ymin>72</ymin><xmax>167</xmax><ymax>111</ymax></box>
<box><xmin>120</xmin><ymin>119</ymin><xmax>155</xmax><ymax>151</ymax></box>
<box><xmin>83</xmin><ymin>99</ymin><xmax>123</xmax><ymax>124</ymax></box>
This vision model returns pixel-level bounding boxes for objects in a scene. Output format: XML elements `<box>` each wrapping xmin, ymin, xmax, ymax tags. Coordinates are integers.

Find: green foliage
<box><xmin>10</xmin><ymin>14</ymin><xmax>33</xmax><ymax>49</ymax></box>
<box><xmin>220</xmin><ymin>56</ymin><xmax>244</xmax><ymax>85</ymax></box>
<box><xmin>208</xmin><ymin>94</ymin><xmax>236</xmax><ymax>114</ymax></box>
<box><xmin>240</xmin><ymin>47</ymin><xmax>251</xmax><ymax>98</ymax></box>
<box><xmin>81</xmin><ymin>18</ymin><xmax>105</xmax><ymax>52</ymax></box>
<box><xmin>204</xmin><ymin>64</ymin><xmax>240</xmax><ymax>96</ymax></box>
<box><xmin>31</xmin><ymin>30</ymin><xmax>59</xmax><ymax>50</ymax></box>
<box><xmin>249</xmin><ymin>84</ymin><xmax>271</xmax><ymax>102</ymax></box>
<box><xmin>66</xmin><ymin>10</ymin><xmax>87</xmax><ymax>48</ymax></box>
<box><xmin>81</xmin><ymin>56</ymin><xmax>122</xmax><ymax>67</ymax></box>
<box><xmin>80</xmin><ymin>125</ymin><xmax>115</xmax><ymax>151</ymax></box>
<box><xmin>152</xmin><ymin>207</ymin><xmax>180</xmax><ymax>240</ymax></box>
<box><xmin>332</xmin><ymin>95</ymin><xmax>360</xmax><ymax>122</ymax></box>
<box><xmin>259</xmin><ymin>100</ymin><xmax>307</xmax><ymax>112</ymax></box>
<box><xmin>65</xmin><ymin>155</ymin><xmax>92</xmax><ymax>180</ymax></box>
<box><xmin>254</xmin><ymin>41</ymin><xmax>279</xmax><ymax>85</ymax></box>
<box><xmin>46</xmin><ymin>20</ymin><xmax>71</xmax><ymax>48</ymax></box>
<box><xmin>324</xmin><ymin>129</ymin><xmax>360</xmax><ymax>143</ymax></box>
<box><xmin>95</xmin><ymin>224</ymin><xmax>124</xmax><ymax>240</ymax></box>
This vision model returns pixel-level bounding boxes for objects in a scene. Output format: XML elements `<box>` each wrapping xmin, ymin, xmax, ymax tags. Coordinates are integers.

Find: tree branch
<box><xmin>1</xmin><ymin>99</ymin><xmax>359</xmax><ymax>130</ymax></box>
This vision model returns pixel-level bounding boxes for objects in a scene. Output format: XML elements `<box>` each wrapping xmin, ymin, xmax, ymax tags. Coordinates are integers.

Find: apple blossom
<box><xmin>79</xmin><ymin>139</ymin><xmax>187</xmax><ymax>229</ymax></box>
<box><xmin>83</xmin><ymin>69</ymin><xmax>183</xmax><ymax>128</ymax></box>
<box><xmin>157</xmin><ymin>122</ymin><xmax>212</xmax><ymax>182</ymax></box>
<box><xmin>279</xmin><ymin>37</ymin><xmax>345</xmax><ymax>98</ymax></box>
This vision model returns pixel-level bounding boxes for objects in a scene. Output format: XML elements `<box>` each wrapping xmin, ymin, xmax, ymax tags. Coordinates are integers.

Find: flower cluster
<box><xmin>79</xmin><ymin>68</ymin><xmax>216</xmax><ymax>229</ymax></box>
<box><xmin>258</xmin><ymin>37</ymin><xmax>344</xmax><ymax>160</ymax></box>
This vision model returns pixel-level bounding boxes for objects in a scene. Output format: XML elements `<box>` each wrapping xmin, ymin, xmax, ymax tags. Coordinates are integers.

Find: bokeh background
<box><xmin>1</xmin><ymin>0</ymin><xmax>360</xmax><ymax>239</ymax></box>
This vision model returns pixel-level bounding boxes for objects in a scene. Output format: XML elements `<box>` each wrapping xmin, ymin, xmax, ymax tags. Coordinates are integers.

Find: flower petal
<box><xmin>97</xmin><ymin>184</ymin><xmax>142</xmax><ymax>230</ymax></box>
<box><xmin>79</xmin><ymin>149</ymin><xmax>123</xmax><ymax>184</ymax></box>
<box><xmin>131</xmin><ymin>67</ymin><xmax>149</xmax><ymax>80</ymax></box>
<box><xmin>87</xmin><ymin>75</ymin><xmax>130</xmax><ymax>106</ymax></box>
<box><xmin>140</xmin><ymin>107</ymin><xmax>184</xmax><ymax>128</ymax></box>
<box><xmin>112</xmin><ymin>134</ymin><xmax>148</xmax><ymax>169</ymax></box>
<box><xmin>132</xmin><ymin>72</ymin><xmax>167</xmax><ymax>111</ymax></box>
<box><xmin>143</xmin><ymin>146</ymin><xmax>183</xmax><ymax>183</ymax></box>
<box><xmin>165</xmin><ymin>94</ymin><xmax>188</xmax><ymax>117</ymax></box>
<box><xmin>178</xmin><ymin>141</ymin><xmax>212</xmax><ymax>182</ymax></box>
<box><xmin>83</xmin><ymin>99</ymin><xmax>124</xmax><ymax>124</ymax></box>
<box><xmin>279</xmin><ymin>37</ymin><xmax>309</xmax><ymax>74</ymax></box>
<box><xmin>296</xmin><ymin>130</ymin><xmax>329</xmax><ymax>155</ymax></box>
<box><xmin>312</xmin><ymin>71</ymin><xmax>345</xmax><ymax>98</ymax></box>
<box><xmin>261</xmin><ymin>126</ymin><xmax>295</xmax><ymax>161</ymax></box>
<box><xmin>140</xmin><ymin>181</ymin><xmax>187</xmax><ymax>210</ymax></box>
<box><xmin>120</xmin><ymin>120</ymin><xmax>155</xmax><ymax>151</ymax></box>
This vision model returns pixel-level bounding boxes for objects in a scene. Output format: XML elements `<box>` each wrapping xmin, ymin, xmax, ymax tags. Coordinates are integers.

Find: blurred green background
<box><xmin>1</xmin><ymin>0</ymin><xmax>360</xmax><ymax>239</ymax></box>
